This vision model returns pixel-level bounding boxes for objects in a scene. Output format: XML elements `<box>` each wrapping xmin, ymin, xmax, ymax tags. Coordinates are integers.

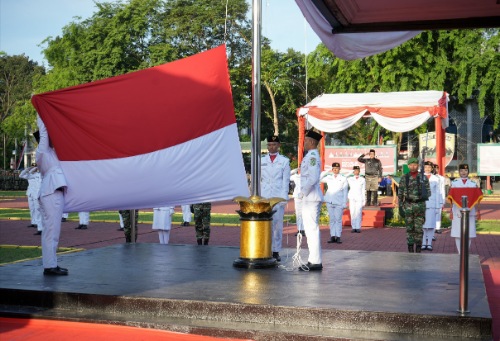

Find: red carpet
<box><xmin>0</xmin><ymin>317</ymin><xmax>250</xmax><ymax>341</ymax></box>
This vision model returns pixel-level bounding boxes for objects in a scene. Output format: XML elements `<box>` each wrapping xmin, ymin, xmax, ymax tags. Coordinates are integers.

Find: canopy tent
<box><xmin>297</xmin><ymin>90</ymin><xmax>449</xmax><ymax>173</ymax></box>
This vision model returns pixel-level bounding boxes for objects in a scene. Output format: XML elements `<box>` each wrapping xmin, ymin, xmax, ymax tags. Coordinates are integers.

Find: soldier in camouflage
<box><xmin>193</xmin><ymin>202</ymin><xmax>211</xmax><ymax>245</ymax></box>
<box><xmin>397</xmin><ymin>158</ymin><xmax>430</xmax><ymax>253</ymax></box>
<box><xmin>119</xmin><ymin>209</ymin><xmax>139</xmax><ymax>243</ymax></box>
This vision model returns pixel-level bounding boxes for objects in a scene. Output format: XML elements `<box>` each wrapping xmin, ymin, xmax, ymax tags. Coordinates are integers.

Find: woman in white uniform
<box><xmin>152</xmin><ymin>207</ymin><xmax>175</xmax><ymax>244</ymax></box>
<box><xmin>347</xmin><ymin>166</ymin><xmax>366</xmax><ymax>233</ymax></box>
<box><xmin>422</xmin><ymin>161</ymin><xmax>439</xmax><ymax>250</ymax></box>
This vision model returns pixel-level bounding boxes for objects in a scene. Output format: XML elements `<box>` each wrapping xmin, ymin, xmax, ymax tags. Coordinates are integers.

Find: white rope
<box><xmin>278</xmin><ymin>231</ymin><xmax>309</xmax><ymax>272</ymax></box>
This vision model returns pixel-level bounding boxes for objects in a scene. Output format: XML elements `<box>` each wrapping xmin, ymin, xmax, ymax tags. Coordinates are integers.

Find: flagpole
<box><xmin>250</xmin><ymin>0</ymin><xmax>262</xmax><ymax>197</ymax></box>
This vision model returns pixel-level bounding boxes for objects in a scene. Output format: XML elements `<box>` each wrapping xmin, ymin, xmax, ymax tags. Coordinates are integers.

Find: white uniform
<box><xmin>299</xmin><ymin>149</ymin><xmax>323</xmax><ymax>265</ymax></box>
<box><xmin>181</xmin><ymin>205</ymin><xmax>192</xmax><ymax>224</ymax></box>
<box><xmin>347</xmin><ymin>175</ymin><xmax>366</xmax><ymax>231</ymax></box>
<box><xmin>450</xmin><ymin>178</ymin><xmax>478</xmax><ymax>253</ymax></box>
<box><xmin>321</xmin><ymin>172</ymin><xmax>348</xmax><ymax>238</ymax></box>
<box><xmin>152</xmin><ymin>207</ymin><xmax>175</xmax><ymax>244</ymax></box>
<box><xmin>19</xmin><ymin>167</ymin><xmax>43</xmax><ymax>232</ymax></box>
<box><xmin>36</xmin><ymin>115</ymin><xmax>68</xmax><ymax>269</ymax></box>
<box><xmin>290</xmin><ymin>170</ymin><xmax>303</xmax><ymax>232</ymax></box>
<box><xmin>261</xmin><ymin>153</ymin><xmax>290</xmax><ymax>253</ymax></box>
<box><xmin>79</xmin><ymin>212</ymin><xmax>90</xmax><ymax>225</ymax></box>
<box><xmin>434</xmin><ymin>174</ymin><xmax>446</xmax><ymax>232</ymax></box>
<box><xmin>422</xmin><ymin>173</ymin><xmax>440</xmax><ymax>247</ymax></box>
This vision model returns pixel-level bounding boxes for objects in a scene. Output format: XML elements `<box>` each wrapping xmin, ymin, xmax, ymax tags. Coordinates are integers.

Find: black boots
<box><xmin>372</xmin><ymin>191</ymin><xmax>378</xmax><ymax>206</ymax></box>
<box><xmin>408</xmin><ymin>244</ymin><xmax>414</xmax><ymax>253</ymax></box>
<box><xmin>203</xmin><ymin>238</ymin><xmax>209</xmax><ymax>245</ymax></box>
<box><xmin>366</xmin><ymin>191</ymin><xmax>372</xmax><ymax>206</ymax></box>
<box><xmin>197</xmin><ymin>238</ymin><xmax>209</xmax><ymax>245</ymax></box>
<box><xmin>415</xmin><ymin>245</ymin><xmax>422</xmax><ymax>253</ymax></box>
<box><xmin>272</xmin><ymin>252</ymin><xmax>281</xmax><ymax>262</ymax></box>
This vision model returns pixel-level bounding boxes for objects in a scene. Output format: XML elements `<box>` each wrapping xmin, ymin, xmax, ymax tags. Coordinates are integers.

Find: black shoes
<box><xmin>435</xmin><ymin>229</ymin><xmax>442</xmax><ymax>234</ymax></box>
<box><xmin>351</xmin><ymin>229</ymin><xmax>361</xmax><ymax>233</ymax></box>
<box><xmin>27</xmin><ymin>224</ymin><xmax>37</xmax><ymax>228</ymax></box>
<box><xmin>61</xmin><ymin>218</ymin><xmax>67</xmax><ymax>222</ymax></box>
<box><xmin>336</xmin><ymin>237</ymin><xmax>342</xmax><ymax>244</ymax></box>
<box><xmin>272</xmin><ymin>252</ymin><xmax>281</xmax><ymax>262</ymax></box>
<box><xmin>182</xmin><ymin>221</ymin><xmax>190</xmax><ymax>226</ymax></box>
<box><xmin>34</xmin><ymin>231</ymin><xmax>42</xmax><ymax>235</ymax></box>
<box><xmin>75</xmin><ymin>224</ymin><xmax>88</xmax><ymax>230</ymax></box>
<box><xmin>43</xmin><ymin>266</ymin><xmax>68</xmax><ymax>276</ymax></box>
<box><xmin>117</xmin><ymin>227</ymin><xmax>124</xmax><ymax>231</ymax></box>
<box><xmin>294</xmin><ymin>230</ymin><xmax>305</xmax><ymax>237</ymax></box>
<box><xmin>299</xmin><ymin>262</ymin><xmax>323</xmax><ymax>271</ymax></box>
<box><xmin>421</xmin><ymin>245</ymin><xmax>428</xmax><ymax>250</ymax></box>
<box><xmin>327</xmin><ymin>236</ymin><xmax>337</xmax><ymax>243</ymax></box>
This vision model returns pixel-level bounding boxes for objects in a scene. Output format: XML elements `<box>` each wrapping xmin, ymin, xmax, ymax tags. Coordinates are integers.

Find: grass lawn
<box><xmin>0</xmin><ymin>245</ymin><xmax>80</xmax><ymax>265</ymax></box>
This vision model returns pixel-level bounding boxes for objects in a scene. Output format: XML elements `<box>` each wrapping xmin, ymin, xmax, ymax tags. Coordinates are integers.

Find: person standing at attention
<box><xmin>397</xmin><ymin>157</ymin><xmax>430</xmax><ymax>253</ymax></box>
<box><xmin>357</xmin><ymin>149</ymin><xmax>383</xmax><ymax>206</ymax></box>
<box><xmin>422</xmin><ymin>161</ymin><xmax>439</xmax><ymax>251</ymax></box>
<box><xmin>19</xmin><ymin>163</ymin><xmax>43</xmax><ymax>235</ymax></box>
<box><xmin>321</xmin><ymin>162</ymin><xmax>348</xmax><ymax>244</ymax></box>
<box><xmin>297</xmin><ymin>130</ymin><xmax>323</xmax><ymax>271</ymax></box>
<box><xmin>260</xmin><ymin>135</ymin><xmax>290</xmax><ymax>262</ymax></box>
<box><xmin>35</xmin><ymin>116</ymin><xmax>68</xmax><ymax>276</ymax></box>
<box><xmin>449</xmin><ymin>164</ymin><xmax>481</xmax><ymax>253</ymax></box>
<box><xmin>193</xmin><ymin>203</ymin><xmax>212</xmax><ymax>245</ymax></box>
<box><xmin>152</xmin><ymin>207</ymin><xmax>175</xmax><ymax>244</ymax></box>
<box><xmin>347</xmin><ymin>165</ymin><xmax>366</xmax><ymax>233</ymax></box>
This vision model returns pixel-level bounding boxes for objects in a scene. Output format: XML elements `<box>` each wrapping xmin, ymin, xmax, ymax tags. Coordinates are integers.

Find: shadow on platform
<box><xmin>0</xmin><ymin>244</ymin><xmax>492</xmax><ymax>340</ymax></box>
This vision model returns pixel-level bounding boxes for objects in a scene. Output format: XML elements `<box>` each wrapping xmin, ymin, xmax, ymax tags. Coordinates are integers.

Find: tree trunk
<box><xmin>263</xmin><ymin>80</ymin><xmax>278</xmax><ymax>135</ymax></box>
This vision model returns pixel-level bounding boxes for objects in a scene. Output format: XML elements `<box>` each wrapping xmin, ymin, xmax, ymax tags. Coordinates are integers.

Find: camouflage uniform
<box><xmin>193</xmin><ymin>202</ymin><xmax>211</xmax><ymax>244</ymax></box>
<box><xmin>397</xmin><ymin>174</ymin><xmax>430</xmax><ymax>252</ymax></box>
<box><xmin>119</xmin><ymin>209</ymin><xmax>139</xmax><ymax>243</ymax></box>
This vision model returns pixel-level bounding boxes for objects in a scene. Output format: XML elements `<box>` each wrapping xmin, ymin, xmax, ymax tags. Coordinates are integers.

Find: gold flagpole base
<box><xmin>232</xmin><ymin>196</ymin><xmax>284</xmax><ymax>269</ymax></box>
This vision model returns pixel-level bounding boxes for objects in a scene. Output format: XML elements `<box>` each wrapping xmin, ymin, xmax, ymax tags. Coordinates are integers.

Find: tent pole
<box><xmin>250</xmin><ymin>0</ymin><xmax>262</xmax><ymax>197</ymax></box>
<box><xmin>435</xmin><ymin>116</ymin><xmax>445</xmax><ymax>175</ymax></box>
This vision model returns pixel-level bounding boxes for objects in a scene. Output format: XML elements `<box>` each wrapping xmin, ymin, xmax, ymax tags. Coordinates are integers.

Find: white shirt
<box><xmin>347</xmin><ymin>175</ymin><xmax>366</xmax><ymax>205</ymax></box>
<box><xmin>321</xmin><ymin>172</ymin><xmax>348</xmax><ymax>206</ymax></box>
<box><xmin>260</xmin><ymin>153</ymin><xmax>290</xmax><ymax>200</ymax></box>
<box><xmin>424</xmin><ymin>173</ymin><xmax>440</xmax><ymax>208</ymax></box>
<box><xmin>300</xmin><ymin>149</ymin><xmax>323</xmax><ymax>202</ymax></box>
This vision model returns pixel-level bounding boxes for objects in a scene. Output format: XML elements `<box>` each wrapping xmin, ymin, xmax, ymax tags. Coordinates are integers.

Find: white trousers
<box><xmin>181</xmin><ymin>205</ymin><xmax>192</xmax><ymax>223</ymax></box>
<box><xmin>326</xmin><ymin>203</ymin><xmax>343</xmax><ymax>237</ymax></box>
<box><xmin>272</xmin><ymin>204</ymin><xmax>285</xmax><ymax>252</ymax></box>
<box><xmin>294</xmin><ymin>198</ymin><xmax>303</xmax><ymax>231</ymax></box>
<box><xmin>40</xmin><ymin>190</ymin><xmax>64</xmax><ymax>268</ymax></box>
<box><xmin>435</xmin><ymin>208</ymin><xmax>442</xmax><ymax>231</ymax></box>
<box><xmin>28</xmin><ymin>196</ymin><xmax>43</xmax><ymax>231</ymax></box>
<box><xmin>79</xmin><ymin>211</ymin><xmax>90</xmax><ymax>225</ymax></box>
<box><xmin>118</xmin><ymin>213</ymin><xmax>124</xmax><ymax>228</ymax></box>
<box><xmin>158</xmin><ymin>230</ymin><xmax>170</xmax><ymax>244</ymax></box>
<box><xmin>422</xmin><ymin>228</ymin><xmax>435</xmax><ymax>247</ymax></box>
<box><xmin>423</xmin><ymin>208</ymin><xmax>437</xmax><ymax>229</ymax></box>
<box><xmin>349</xmin><ymin>200</ymin><xmax>363</xmax><ymax>230</ymax></box>
<box><xmin>302</xmin><ymin>200</ymin><xmax>322</xmax><ymax>265</ymax></box>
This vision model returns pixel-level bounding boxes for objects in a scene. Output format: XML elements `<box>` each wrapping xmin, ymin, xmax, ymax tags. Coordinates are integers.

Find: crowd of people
<box><xmin>26</xmin><ymin>115</ymin><xmax>482</xmax><ymax>275</ymax></box>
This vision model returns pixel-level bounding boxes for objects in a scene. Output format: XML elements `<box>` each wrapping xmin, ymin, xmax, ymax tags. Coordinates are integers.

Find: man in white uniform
<box><xmin>347</xmin><ymin>165</ymin><xmax>366</xmax><ymax>233</ymax></box>
<box><xmin>422</xmin><ymin>161</ymin><xmax>439</xmax><ymax>251</ymax></box>
<box><xmin>260</xmin><ymin>135</ymin><xmax>290</xmax><ymax>262</ymax></box>
<box><xmin>298</xmin><ymin>130</ymin><xmax>323</xmax><ymax>271</ymax></box>
<box><xmin>152</xmin><ymin>207</ymin><xmax>175</xmax><ymax>244</ymax></box>
<box><xmin>321</xmin><ymin>162</ymin><xmax>348</xmax><ymax>244</ymax></box>
<box><xmin>35</xmin><ymin>116</ymin><xmax>68</xmax><ymax>276</ymax></box>
<box><xmin>20</xmin><ymin>164</ymin><xmax>43</xmax><ymax>235</ymax></box>
<box><xmin>449</xmin><ymin>164</ymin><xmax>481</xmax><ymax>253</ymax></box>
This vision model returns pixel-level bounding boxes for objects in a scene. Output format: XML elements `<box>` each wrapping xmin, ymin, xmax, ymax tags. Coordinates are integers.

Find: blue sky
<box><xmin>0</xmin><ymin>0</ymin><xmax>321</xmax><ymax>66</ymax></box>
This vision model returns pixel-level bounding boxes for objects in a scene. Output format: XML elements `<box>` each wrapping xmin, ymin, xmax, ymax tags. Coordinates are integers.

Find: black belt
<box><xmin>365</xmin><ymin>174</ymin><xmax>378</xmax><ymax>176</ymax></box>
<box><xmin>405</xmin><ymin>198</ymin><xmax>426</xmax><ymax>203</ymax></box>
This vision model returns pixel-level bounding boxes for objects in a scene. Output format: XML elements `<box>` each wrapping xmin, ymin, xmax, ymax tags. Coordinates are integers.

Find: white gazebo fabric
<box><xmin>295</xmin><ymin>0</ymin><xmax>421</xmax><ymax>60</ymax></box>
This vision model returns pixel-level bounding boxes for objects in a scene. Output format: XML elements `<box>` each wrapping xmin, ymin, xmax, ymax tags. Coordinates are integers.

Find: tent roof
<box><xmin>308</xmin><ymin>0</ymin><xmax>500</xmax><ymax>33</ymax></box>
<box><xmin>298</xmin><ymin>90</ymin><xmax>448</xmax><ymax>133</ymax></box>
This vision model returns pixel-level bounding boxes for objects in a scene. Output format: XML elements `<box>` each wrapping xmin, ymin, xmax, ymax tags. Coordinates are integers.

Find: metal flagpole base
<box><xmin>233</xmin><ymin>196</ymin><xmax>284</xmax><ymax>269</ymax></box>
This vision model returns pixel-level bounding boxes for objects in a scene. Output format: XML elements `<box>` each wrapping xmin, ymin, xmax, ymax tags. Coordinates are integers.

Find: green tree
<box><xmin>0</xmin><ymin>54</ymin><xmax>44</xmax><ymax>169</ymax></box>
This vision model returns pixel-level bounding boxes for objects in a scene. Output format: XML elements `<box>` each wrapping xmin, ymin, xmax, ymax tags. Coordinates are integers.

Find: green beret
<box><xmin>407</xmin><ymin>157</ymin><xmax>419</xmax><ymax>165</ymax></box>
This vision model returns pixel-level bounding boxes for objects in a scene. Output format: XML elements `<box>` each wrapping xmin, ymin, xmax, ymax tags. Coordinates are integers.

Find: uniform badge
<box><xmin>310</xmin><ymin>158</ymin><xmax>316</xmax><ymax>166</ymax></box>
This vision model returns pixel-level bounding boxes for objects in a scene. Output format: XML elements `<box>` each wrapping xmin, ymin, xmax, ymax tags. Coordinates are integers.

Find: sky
<box><xmin>0</xmin><ymin>0</ymin><xmax>321</xmax><ymax>66</ymax></box>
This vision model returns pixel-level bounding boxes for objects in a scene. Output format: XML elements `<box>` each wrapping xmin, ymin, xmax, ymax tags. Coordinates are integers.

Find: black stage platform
<box><xmin>0</xmin><ymin>244</ymin><xmax>492</xmax><ymax>340</ymax></box>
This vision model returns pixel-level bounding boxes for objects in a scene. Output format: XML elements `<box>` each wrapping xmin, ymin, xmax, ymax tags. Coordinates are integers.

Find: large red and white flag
<box><xmin>32</xmin><ymin>45</ymin><xmax>249</xmax><ymax>212</ymax></box>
